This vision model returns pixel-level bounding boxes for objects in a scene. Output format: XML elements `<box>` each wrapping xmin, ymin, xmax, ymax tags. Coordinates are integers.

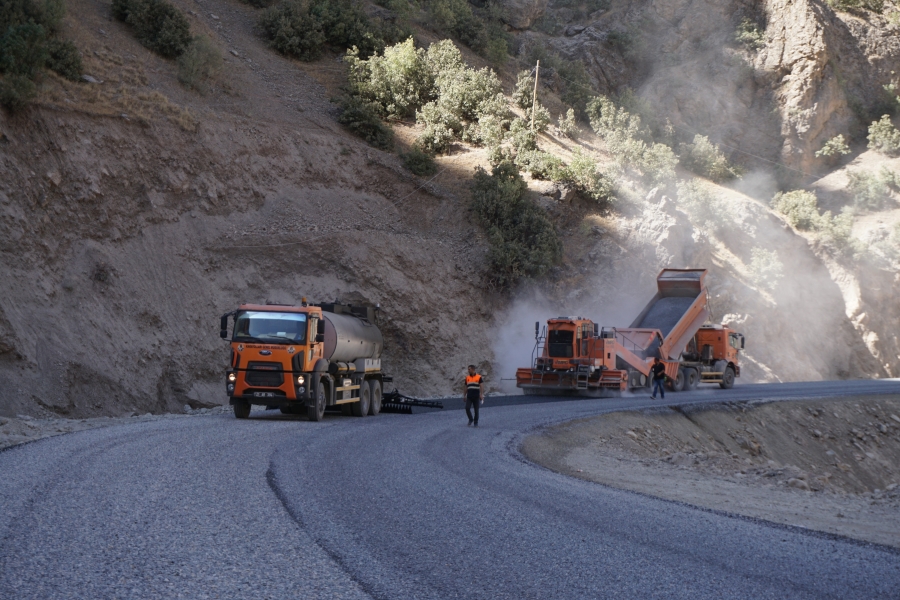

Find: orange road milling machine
<box><xmin>516</xmin><ymin>269</ymin><xmax>745</xmax><ymax>396</ymax></box>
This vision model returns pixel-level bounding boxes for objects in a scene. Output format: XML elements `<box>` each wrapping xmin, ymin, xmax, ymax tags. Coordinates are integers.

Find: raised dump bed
<box><xmin>627</xmin><ymin>269</ymin><xmax>710</xmax><ymax>360</ymax></box>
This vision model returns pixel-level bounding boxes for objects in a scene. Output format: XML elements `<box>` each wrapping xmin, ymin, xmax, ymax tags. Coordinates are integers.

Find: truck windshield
<box><xmin>547</xmin><ymin>329</ymin><xmax>574</xmax><ymax>358</ymax></box>
<box><xmin>233</xmin><ymin>311</ymin><xmax>307</xmax><ymax>344</ymax></box>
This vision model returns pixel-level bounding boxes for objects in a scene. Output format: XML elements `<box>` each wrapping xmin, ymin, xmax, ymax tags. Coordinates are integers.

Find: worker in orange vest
<box><xmin>463</xmin><ymin>365</ymin><xmax>484</xmax><ymax>427</ymax></box>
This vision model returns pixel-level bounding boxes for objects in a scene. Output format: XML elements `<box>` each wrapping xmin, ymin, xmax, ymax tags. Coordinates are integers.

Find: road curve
<box><xmin>1</xmin><ymin>380</ymin><xmax>899</xmax><ymax>599</ymax></box>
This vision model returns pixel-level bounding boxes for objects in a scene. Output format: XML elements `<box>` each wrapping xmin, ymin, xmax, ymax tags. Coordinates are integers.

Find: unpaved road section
<box><xmin>2</xmin><ymin>381</ymin><xmax>900</xmax><ymax>599</ymax></box>
<box><xmin>523</xmin><ymin>395</ymin><xmax>900</xmax><ymax>548</ymax></box>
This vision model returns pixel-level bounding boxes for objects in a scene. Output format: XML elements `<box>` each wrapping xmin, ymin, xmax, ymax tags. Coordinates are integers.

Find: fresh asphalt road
<box><xmin>2</xmin><ymin>381</ymin><xmax>899</xmax><ymax>599</ymax></box>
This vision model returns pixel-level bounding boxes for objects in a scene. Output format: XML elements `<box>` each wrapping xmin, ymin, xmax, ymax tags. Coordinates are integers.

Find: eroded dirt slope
<box><xmin>522</xmin><ymin>396</ymin><xmax>900</xmax><ymax>547</ymax></box>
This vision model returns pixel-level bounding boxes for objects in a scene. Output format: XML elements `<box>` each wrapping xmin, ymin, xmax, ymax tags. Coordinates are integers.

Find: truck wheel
<box><xmin>720</xmin><ymin>367</ymin><xmax>735</xmax><ymax>389</ymax></box>
<box><xmin>368</xmin><ymin>380</ymin><xmax>382</xmax><ymax>416</ymax></box>
<box><xmin>684</xmin><ymin>368</ymin><xmax>699</xmax><ymax>390</ymax></box>
<box><xmin>233</xmin><ymin>401</ymin><xmax>251</xmax><ymax>419</ymax></box>
<box><xmin>670</xmin><ymin>369</ymin><xmax>685</xmax><ymax>392</ymax></box>
<box><xmin>352</xmin><ymin>384</ymin><xmax>370</xmax><ymax>417</ymax></box>
<box><xmin>308</xmin><ymin>381</ymin><xmax>326</xmax><ymax>421</ymax></box>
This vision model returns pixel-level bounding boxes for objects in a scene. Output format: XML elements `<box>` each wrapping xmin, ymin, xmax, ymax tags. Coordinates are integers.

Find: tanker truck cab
<box><xmin>220</xmin><ymin>301</ymin><xmax>385</xmax><ymax>421</ymax></box>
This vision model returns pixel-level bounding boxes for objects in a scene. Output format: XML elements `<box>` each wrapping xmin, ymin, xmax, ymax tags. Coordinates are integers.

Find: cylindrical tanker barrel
<box><xmin>321</xmin><ymin>312</ymin><xmax>383</xmax><ymax>362</ymax></box>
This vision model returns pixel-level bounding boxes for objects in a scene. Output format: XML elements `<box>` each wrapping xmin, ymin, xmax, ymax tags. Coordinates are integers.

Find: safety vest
<box><xmin>466</xmin><ymin>374</ymin><xmax>482</xmax><ymax>393</ymax></box>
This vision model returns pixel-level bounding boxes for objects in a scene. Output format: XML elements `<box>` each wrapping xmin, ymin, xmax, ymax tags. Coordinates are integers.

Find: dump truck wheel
<box><xmin>670</xmin><ymin>369</ymin><xmax>685</xmax><ymax>392</ymax></box>
<box><xmin>352</xmin><ymin>385</ymin><xmax>370</xmax><ymax>417</ymax></box>
<box><xmin>308</xmin><ymin>381</ymin><xmax>326</xmax><ymax>421</ymax></box>
<box><xmin>368</xmin><ymin>380</ymin><xmax>382</xmax><ymax>416</ymax></box>
<box><xmin>233</xmin><ymin>401</ymin><xmax>251</xmax><ymax>419</ymax></box>
<box><xmin>684</xmin><ymin>368</ymin><xmax>699</xmax><ymax>390</ymax></box>
<box><xmin>720</xmin><ymin>367</ymin><xmax>735</xmax><ymax>389</ymax></box>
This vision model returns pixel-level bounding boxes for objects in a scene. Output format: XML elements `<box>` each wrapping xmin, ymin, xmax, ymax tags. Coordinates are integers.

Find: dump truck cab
<box><xmin>222</xmin><ymin>303</ymin><xmax>324</xmax><ymax>410</ymax></box>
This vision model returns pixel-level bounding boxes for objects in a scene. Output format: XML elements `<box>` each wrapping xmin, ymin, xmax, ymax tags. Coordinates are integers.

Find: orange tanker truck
<box><xmin>219</xmin><ymin>301</ymin><xmax>388</xmax><ymax>420</ymax></box>
<box><xmin>516</xmin><ymin>269</ymin><xmax>744</xmax><ymax>396</ymax></box>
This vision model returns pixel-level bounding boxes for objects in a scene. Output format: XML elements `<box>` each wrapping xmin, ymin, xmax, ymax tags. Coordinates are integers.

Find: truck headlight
<box><xmin>228</xmin><ymin>372</ymin><xmax>236</xmax><ymax>382</ymax></box>
<box><xmin>296</xmin><ymin>375</ymin><xmax>305</xmax><ymax>385</ymax></box>
<box><xmin>227</xmin><ymin>384</ymin><xmax>234</xmax><ymax>392</ymax></box>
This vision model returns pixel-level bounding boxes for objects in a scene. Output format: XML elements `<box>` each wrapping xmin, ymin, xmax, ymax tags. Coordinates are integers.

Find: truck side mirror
<box><xmin>535</xmin><ymin>321</ymin><xmax>540</xmax><ymax>339</ymax></box>
<box><xmin>740</xmin><ymin>335</ymin><xmax>745</xmax><ymax>349</ymax></box>
<box><xmin>220</xmin><ymin>314</ymin><xmax>229</xmax><ymax>339</ymax></box>
<box><xmin>315</xmin><ymin>333</ymin><xmax>325</xmax><ymax>343</ymax></box>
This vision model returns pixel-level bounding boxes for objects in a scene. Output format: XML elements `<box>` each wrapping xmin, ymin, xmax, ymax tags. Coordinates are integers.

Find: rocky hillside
<box><xmin>1</xmin><ymin>0</ymin><xmax>899</xmax><ymax>418</ymax></box>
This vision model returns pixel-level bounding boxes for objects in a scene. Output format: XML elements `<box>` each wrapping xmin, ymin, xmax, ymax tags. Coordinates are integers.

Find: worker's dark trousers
<box><xmin>465</xmin><ymin>394</ymin><xmax>480</xmax><ymax>424</ymax></box>
<box><xmin>652</xmin><ymin>378</ymin><xmax>666</xmax><ymax>399</ymax></box>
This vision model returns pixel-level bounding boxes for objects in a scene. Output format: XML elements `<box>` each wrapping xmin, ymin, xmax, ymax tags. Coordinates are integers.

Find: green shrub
<box><xmin>815</xmin><ymin>134</ymin><xmax>851</xmax><ymax>158</ymax></box>
<box><xmin>515</xmin><ymin>149</ymin><xmax>566</xmax><ymax>181</ymax></box>
<box><xmin>470</xmin><ymin>161</ymin><xmax>562</xmax><ymax>287</ymax></box>
<box><xmin>416</xmin><ymin>121</ymin><xmax>455</xmax><ymax>153</ymax></box>
<box><xmin>771</xmin><ymin>190</ymin><xmax>820</xmax><ymax>230</ymax></box>
<box><xmin>258</xmin><ymin>0</ymin><xmax>404</xmax><ymax>61</ymax></box>
<box><xmin>509</xmin><ymin>117</ymin><xmax>536</xmax><ymax>152</ymax></box>
<box><xmin>337</xmin><ymin>96</ymin><xmax>394</xmax><ymax>149</ymax></box>
<box><xmin>346</xmin><ymin>38</ymin><xmax>434</xmax><ymax>119</ymax></box>
<box><xmin>522</xmin><ymin>44</ymin><xmax>593</xmax><ymax>115</ymax></box>
<box><xmin>401</xmin><ymin>146</ymin><xmax>438</xmax><ymax>176</ymax></box>
<box><xmin>847</xmin><ymin>168</ymin><xmax>896</xmax><ymax>210</ymax></box>
<box><xmin>817</xmin><ymin>207</ymin><xmax>858</xmax><ymax>256</ymax></box>
<box><xmin>679</xmin><ymin>134</ymin><xmax>741</xmax><ymax>182</ymax></box>
<box><xmin>525</xmin><ymin>103</ymin><xmax>551</xmax><ymax>133</ymax></box>
<box><xmin>641</xmin><ymin>142</ymin><xmax>678</xmax><ymax>184</ymax></box>
<box><xmin>735</xmin><ymin>18</ymin><xmax>765</xmax><ymax>50</ymax></box>
<box><xmin>748</xmin><ymin>247</ymin><xmax>783</xmax><ymax>292</ymax></box>
<box><xmin>867</xmin><ymin>115</ymin><xmax>900</xmax><ymax>156</ymax></box>
<box><xmin>562</xmin><ymin>148</ymin><xmax>614</xmax><ymax>202</ymax></box>
<box><xmin>0</xmin><ymin>73</ymin><xmax>36</xmax><ymax>111</ymax></box>
<box><xmin>45</xmin><ymin>38</ymin><xmax>82</xmax><ymax>80</ymax></box>
<box><xmin>826</xmin><ymin>0</ymin><xmax>885</xmax><ymax>11</ymax></box>
<box><xmin>484</xmin><ymin>37</ymin><xmax>508</xmax><ymax>67</ymax></box>
<box><xmin>177</xmin><ymin>35</ymin><xmax>222</xmax><ymax>92</ymax></box>
<box><xmin>513</xmin><ymin>70</ymin><xmax>533</xmax><ymax>110</ymax></box>
<box><xmin>0</xmin><ymin>22</ymin><xmax>49</xmax><ymax>78</ymax></box>
<box><xmin>426</xmin><ymin>0</ymin><xmax>491</xmax><ymax>53</ymax></box>
<box><xmin>348</xmin><ymin>38</ymin><xmax>506</xmax><ymax>154</ymax></box>
<box><xmin>113</xmin><ymin>0</ymin><xmax>192</xmax><ymax>58</ymax></box>
<box><xmin>557</xmin><ymin>108</ymin><xmax>579</xmax><ymax>139</ymax></box>
<box><xmin>676</xmin><ymin>179</ymin><xmax>733</xmax><ymax>232</ymax></box>
<box><xmin>1</xmin><ymin>0</ymin><xmax>64</xmax><ymax>34</ymax></box>
<box><xmin>586</xmin><ymin>94</ymin><xmax>677</xmax><ymax>183</ymax></box>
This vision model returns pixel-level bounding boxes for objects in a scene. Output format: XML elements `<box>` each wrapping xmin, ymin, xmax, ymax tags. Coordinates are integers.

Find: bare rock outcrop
<box><xmin>499</xmin><ymin>0</ymin><xmax>550</xmax><ymax>29</ymax></box>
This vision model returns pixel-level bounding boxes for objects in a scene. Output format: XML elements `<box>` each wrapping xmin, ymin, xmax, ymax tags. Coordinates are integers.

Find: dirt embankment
<box><xmin>522</xmin><ymin>396</ymin><xmax>900</xmax><ymax>548</ymax></box>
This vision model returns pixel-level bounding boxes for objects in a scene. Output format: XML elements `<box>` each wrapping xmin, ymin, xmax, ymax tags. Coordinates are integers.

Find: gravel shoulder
<box><xmin>521</xmin><ymin>395</ymin><xmax>900</xmax><ymax>548</ymax></box>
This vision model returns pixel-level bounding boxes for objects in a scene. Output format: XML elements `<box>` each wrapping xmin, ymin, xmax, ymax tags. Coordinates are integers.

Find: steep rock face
<box><xmin>541</xmin><ymin>0</ymin><xmax>900</xmax><ymax>178</ymax></box>
<box><xmin>500</xmin><ymin>0</ymin><xmax>550</xmax><ymax>29</ymax></box>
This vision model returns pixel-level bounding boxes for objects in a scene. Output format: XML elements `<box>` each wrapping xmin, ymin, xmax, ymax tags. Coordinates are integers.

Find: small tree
<box><xmin>470</xmin><ymin>161</ymin><xmax>562</xmax><ymax>287</ymax></box>
<box><xmin>177</xmin><ymin>35</ymin><xmax>222</xmax><ymax>92</ymax></box>
<box><xmin>679</xmin><ymin>134</ymin><xmax>741</xmax><ymax>182</ymax></box>
<box><xmin>748</xmin><ymin>247</ymin><xmax>783</xmax><ymax>292</ymax></box>
<box><xmin>815</xmin><ymin>134</ymin><xmax>851</xmax><ymax>158</ymax></box>
<box><xmin>557</xmin><ymin>108</ymin><xmax>579</xmax><ymax>139</ymax></box>
<box><xmin>771</xmin><ymin>190</ymin><xmax>821</xmax><ymax>230</ymax></box>
<box><xmin>867</xmin><ymin>115</ymin><xmax>900</xmax><ymax>156</ymax></box>
<box><xmin>512</xmin><ymin>70</ymin><xmax>534</xmax><ymax>109</ymax></box>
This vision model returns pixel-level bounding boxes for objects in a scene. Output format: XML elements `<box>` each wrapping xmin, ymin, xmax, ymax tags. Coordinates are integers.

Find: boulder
<box><xmin>499</xmin><ymin>0</ymin><xmax>549</xmax><ymax>30</ymax></box>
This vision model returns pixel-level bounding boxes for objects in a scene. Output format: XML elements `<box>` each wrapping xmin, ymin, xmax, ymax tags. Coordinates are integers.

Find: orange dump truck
<box><xmin>220</xmin><ymin>301</ymin><xmax>387</xmax><ymax>420</ymax></box>
<box><xmin>516</xmin><ymin>269</ymin><xmax>744</xmax><ymax>396</ymax></box>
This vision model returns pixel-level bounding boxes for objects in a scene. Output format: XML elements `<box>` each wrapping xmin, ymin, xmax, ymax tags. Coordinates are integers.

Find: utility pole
<box><xmin>531</xmin><ymin>60</ymin><xmax>539</xmax><ymax>131</ymax></box>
